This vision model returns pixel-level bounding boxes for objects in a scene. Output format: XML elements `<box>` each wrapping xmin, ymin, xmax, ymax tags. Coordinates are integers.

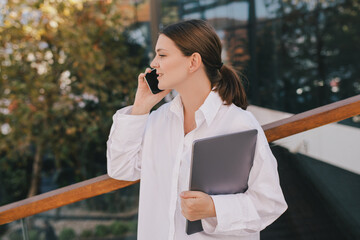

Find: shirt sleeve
<box><xmin>107</xmin><ymin>106</ymin><xmax>149</xmax><ymax>181</ymax></box>
<box><xmin>201</xmin><ymin>135</ymin><xmax>288</xmax><ymax>236</ymax></box>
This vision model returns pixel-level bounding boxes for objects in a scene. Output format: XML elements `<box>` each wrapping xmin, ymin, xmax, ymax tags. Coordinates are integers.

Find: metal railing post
<box><xmin>21</xmin><ymin>218</ymin><xmax>29</xmax><ymax>240</ymax></box>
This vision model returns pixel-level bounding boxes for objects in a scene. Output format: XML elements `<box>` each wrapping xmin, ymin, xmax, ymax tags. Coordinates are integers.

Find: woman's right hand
<box><xmin>131</xmin><ymin>68</ymin><xmax>171</xmax><ymax>115</ymax></box>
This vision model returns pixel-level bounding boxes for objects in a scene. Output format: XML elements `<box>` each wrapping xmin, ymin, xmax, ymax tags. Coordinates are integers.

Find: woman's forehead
<box><xmin>155</xmin><ymin>34</ymin><xmax>178</xmax><ymax>52</ymax></box>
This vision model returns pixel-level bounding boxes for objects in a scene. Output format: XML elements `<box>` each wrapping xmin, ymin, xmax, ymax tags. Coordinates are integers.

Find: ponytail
<box><xmin>213</xmin><ymin>64</ymin><xmax>248</xmax><ymax>110</ymax></box>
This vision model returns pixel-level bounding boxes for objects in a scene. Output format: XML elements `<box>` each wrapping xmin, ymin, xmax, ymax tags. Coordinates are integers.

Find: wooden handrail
<box><xmin>0</xmin><ymin>94</ymin><xmax>359</xmax><ymax>225</ymax></box>
<box><xmin>0</xmin><ymin>175</ymin><xmax>139</xmax><ymax>225</ymax></box>
<box><xmin>263</xmin><ymin>94</ymin><xmax>360</xmax><ymax>142</ymax></box>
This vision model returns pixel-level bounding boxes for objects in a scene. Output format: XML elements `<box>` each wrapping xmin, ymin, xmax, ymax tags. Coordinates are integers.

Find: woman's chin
<box><xmin>158</xmin><ymin>83</ymin><xmax>166</xmax><ymax>90</ymax></box>
<box><xmin>158</xmin><ymin>81</ymin><xmax>175</xmax><ymax>91</ymax></box>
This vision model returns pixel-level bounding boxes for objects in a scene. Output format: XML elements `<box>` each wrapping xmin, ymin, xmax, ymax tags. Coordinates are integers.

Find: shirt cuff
<box><xmin>202</xmin><ymin>194</ymin><xmax>246</xmax><ymax>234</ymax></box>
<box><xmin>201</xmin><ymin>216</ymin><xmax>218</xmax><ymax>234</ymax></box>
<box><xmin>202</xmin><ymin>194</ymin><xmax>260</xmax><ymax>234</ymax></box>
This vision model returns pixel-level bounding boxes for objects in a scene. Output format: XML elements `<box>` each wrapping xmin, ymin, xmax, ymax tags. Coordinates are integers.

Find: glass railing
<box><xmin>2</xmin><ymin>183</ymin><xmax>140</xmax><ymax>240</ymax></box>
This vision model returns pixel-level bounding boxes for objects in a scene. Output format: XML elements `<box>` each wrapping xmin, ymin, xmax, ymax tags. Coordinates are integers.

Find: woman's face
<box><xmin>150</xmin><ymin>34</ymin><xmax>191</xmax><ymax>90</ymax></box>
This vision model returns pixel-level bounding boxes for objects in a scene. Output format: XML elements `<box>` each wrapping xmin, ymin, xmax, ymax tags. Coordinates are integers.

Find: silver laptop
<box><xmin>186</xmin><ymin>129</ymin><xmax>258</xmax><ymax>235</ymax></box>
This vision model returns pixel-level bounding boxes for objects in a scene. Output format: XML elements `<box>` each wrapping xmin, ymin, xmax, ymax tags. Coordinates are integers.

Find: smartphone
<box><xmin>144</xmin><ymin>69</ymin><xmax>163</xmax><ymax>94</ymax></box>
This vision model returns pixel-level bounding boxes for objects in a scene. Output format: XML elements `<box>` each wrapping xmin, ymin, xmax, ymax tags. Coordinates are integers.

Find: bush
<box><xmin>127</xmin><ymin>220</ymin><xmax>138</xmax><ymax>234</ymax></box>
<box><xmin>80</xmin><ymin>229</ymin><xmax>93</xmax><ymax>238</ymax></box>
<box><xmin>59</xmin><ymin>228</ymin><xmax>76</xmax><ymax>240</ymax></box>
<box><xmin>29</xmin><ymin>230</ymin><xmax>41</xmax><ymax>240</ymax></box>
<box><xmin>94</xmin><ymin>224</ymin><xmax>111</xmax><ymax>237</ymax></box>
<box><xmin>110</xmin><ymin>221</ymin><xmax>129</xmax><ymax>236</ymax></box>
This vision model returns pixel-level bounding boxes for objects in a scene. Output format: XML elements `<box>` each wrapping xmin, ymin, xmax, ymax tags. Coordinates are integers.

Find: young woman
<box><xmin>107</xmin><ymin>19</ymin><xmax>287</xmax><ymax>240</ymax></box>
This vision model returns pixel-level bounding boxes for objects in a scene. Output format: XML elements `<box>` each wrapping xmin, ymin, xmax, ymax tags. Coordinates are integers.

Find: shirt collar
<box><xmin>169</xmin><ymin>94</ymin><xmax>183</xmax><ymax>118</ymax></box>
<box><xmin>198</xmin><ymin>90</ymin><xmax>224</xmax><ymax>126</ymax></box>
<box><xmin>168</xmin><ymin>90</ymin><xmax>224</xmax><ymax>126</ymax></box>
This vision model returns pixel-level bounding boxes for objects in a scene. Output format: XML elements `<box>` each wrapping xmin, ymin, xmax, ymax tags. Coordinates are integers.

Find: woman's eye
<box><xmin>159</xmin><ymin>55</ymin><xmax>166</xmax><ymax>57</ymax></box>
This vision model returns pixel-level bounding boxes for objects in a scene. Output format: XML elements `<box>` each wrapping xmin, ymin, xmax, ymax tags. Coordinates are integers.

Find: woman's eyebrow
<box><xmin>156</xmin><ymin>48</ymin><xmax>168</xmax><ymax>52</ymax></box>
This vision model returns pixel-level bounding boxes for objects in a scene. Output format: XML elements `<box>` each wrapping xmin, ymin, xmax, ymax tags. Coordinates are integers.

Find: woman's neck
<box><xmin>176</xmin><ymin>70</ymin><xmax>212</xmax><ymax>115</ymax></box>
<box><xmin>176</xmin><ymin>69</ymin><xmax>211</xmax><ymax>135</ymax></box>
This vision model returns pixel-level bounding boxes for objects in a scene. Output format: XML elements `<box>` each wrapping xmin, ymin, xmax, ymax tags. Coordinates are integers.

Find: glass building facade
<box><xmin>151</xmin><ymin>0</ymin><xmax>360</xmax><ymax>118</ymax></box>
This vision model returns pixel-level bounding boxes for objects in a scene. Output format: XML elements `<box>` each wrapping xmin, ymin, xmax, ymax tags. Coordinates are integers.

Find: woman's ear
<box><xmin>189</xmin><ymin>52</ymin><xmax>202</xmax><ymax>73</ymax></box>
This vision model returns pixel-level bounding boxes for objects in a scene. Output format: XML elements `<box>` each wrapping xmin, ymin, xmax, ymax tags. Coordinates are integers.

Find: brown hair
<box><xmin>160</xmin><ymin>19</ymin><xmax>248</xmax><ymax>110</ymax></box>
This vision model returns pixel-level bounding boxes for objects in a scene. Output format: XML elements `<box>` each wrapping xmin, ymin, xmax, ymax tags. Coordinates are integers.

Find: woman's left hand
<box><xmin>180</xmin><ymin>191</ymin><xmax>217</xmax><ymax>221</ymax></box>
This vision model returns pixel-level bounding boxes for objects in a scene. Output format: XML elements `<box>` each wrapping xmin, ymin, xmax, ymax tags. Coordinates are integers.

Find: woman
<box><xmin>107</xmin><ymin>19</ymin><xmax>287</xmax><ymax>240</ymax></box>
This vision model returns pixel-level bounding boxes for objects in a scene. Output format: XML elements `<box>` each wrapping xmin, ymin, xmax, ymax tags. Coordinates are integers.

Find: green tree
<box><xmin>0</xmin><ymin>0</ymin><xmax>147</xmax><ymax>202</ymax></box>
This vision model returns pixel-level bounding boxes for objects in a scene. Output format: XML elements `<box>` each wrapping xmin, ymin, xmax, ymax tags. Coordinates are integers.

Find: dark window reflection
<box><xmin>160</xmin><ymin>0</ymin><xmax>360</xmax><ymax>116</ymax></box>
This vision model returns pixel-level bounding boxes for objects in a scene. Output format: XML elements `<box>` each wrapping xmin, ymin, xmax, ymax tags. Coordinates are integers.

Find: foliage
<box><xmin>78</xmin><ymin>220</ymin><xmax>137</xmax><ymax>239</ymax></box>
<box><xmin>59</xmin><ymin>227</ymin><xmax>76</xmax><ymax>240</ymax></box>
<box><xmin>110</xmin><ymin>220</ymin><xmax>130</xmax><ymax>236</ymax></box>
<box><xmin>79</xmin><ymin>229</ymin><xmax>93</xmax><ymax>238</ymax></box>
<box><xmin>127</xmin><ymin>220</ymin><xmax>138</xmax><ymax>233</ymax></box>
<box><xmin>94</xmin><ymin>224</ymin><xmax>111</xmax><ymax>237</ymax></box>
<box><xmin>28</xmin><ymin>229</ymin><xmax>41</xmax><ymax>240</ymax></box>
<box><xmin>0</xmin><ymin>0</ymin><xmax>148</xmax><ymax>203</ymax></box>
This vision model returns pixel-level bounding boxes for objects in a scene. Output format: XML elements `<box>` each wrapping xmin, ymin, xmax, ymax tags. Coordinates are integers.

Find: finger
<box><xmin>138</xmin><ymin>68</ymin><xmax>152</xmax><ymax>82</ymax></box>
<box><xmin>180</xmin><ymin>191</ymin><xmax>201</xmax><ymax>199</ymax></box>
<box><xmin>138</xmin><ymin>73</ymin><xmax>147</xmax><ymax>84</ymax></box>
<box><xmin>181</xmin><ymin>198</ymin><xmax>185</xmax><ymax>209</ymax></box>
<box><xmin>138</xmin><ymin>72</ymin><xmax>146</xmax><ymax>79</ymax></box>
<box><xmin>181</xmin><ymin>209</ymin><xmax>187</xmax><ymax>219</ymax></box>
<box><xmin>181</xmin><ymin>198</ymin><xmax>193</xmax><ymax>212</ymax></box>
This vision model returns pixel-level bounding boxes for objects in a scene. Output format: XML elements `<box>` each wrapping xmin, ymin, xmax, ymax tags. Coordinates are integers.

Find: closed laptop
<box><xmin>186</xmin><ymin>129</ymin><xmax>258</xmax><ymax>235</ymax></box>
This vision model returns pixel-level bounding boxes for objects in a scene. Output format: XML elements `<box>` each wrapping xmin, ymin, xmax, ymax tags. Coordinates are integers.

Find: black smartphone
<box><xmin>144</xmin><ymin>69</ymin><xmax>163</xmax><ymax>94</ymax></box>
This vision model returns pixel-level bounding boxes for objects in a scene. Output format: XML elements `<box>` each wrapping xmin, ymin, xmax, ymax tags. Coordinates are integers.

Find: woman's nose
<box><xmin>150</xmin><ymin>57</ymin><xmax>159</xmax><ymax>69</ymax></box>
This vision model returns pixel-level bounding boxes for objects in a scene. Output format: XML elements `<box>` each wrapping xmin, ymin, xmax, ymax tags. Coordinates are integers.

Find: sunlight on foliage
<box><xmin>0</xmin><ymin>0</ymin><xmax>148</xmax><ymax>200</ymax></box>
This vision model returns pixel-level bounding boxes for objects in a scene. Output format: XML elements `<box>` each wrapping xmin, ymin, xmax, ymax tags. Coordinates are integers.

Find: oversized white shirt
<box><xmin>107</xmin><ymin>91</ymin><xmax>287</xmax><ymax>240</ymax></box>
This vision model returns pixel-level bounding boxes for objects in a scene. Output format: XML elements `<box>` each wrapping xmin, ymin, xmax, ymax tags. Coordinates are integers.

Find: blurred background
<box><xmin>0</xmin><ymin>0</ymin><xmax>359</xmax><ymax>239</ymax></box>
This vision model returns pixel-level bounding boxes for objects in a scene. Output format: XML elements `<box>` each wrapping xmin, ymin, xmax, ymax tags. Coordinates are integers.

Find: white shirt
<box><xmin>107</xmin><ymin>91</ymin><xmax>287</xmax><ymax>240</ymax></box>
